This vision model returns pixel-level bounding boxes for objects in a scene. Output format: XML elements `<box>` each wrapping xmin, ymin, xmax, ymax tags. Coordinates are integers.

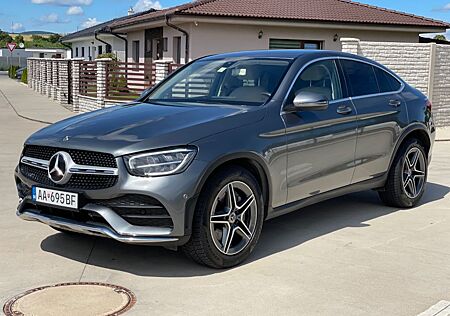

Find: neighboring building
<box><xmin>25</xmin><ymin>48</ymin><xmax>68</xmax><ymax>59</ymax></box>
<box><xmin>0</xmin><ymin>48</ymin><xmax>32</xmax><ymax>68</ymax></box>
<box><xmin>105</xmin><ymin>0</ymin><xmax>448</xmax><ymax>64</ymax></box>
<box><xmin>61</xmin><ymin>9</ymin><xmax>156</xmax><ymax>61</ymax></box>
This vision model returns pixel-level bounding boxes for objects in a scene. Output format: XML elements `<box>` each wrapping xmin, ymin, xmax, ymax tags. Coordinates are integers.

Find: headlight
<box><xmin>124</xmin><ymin>147</ymin><xmax>197</xmax><ymax>177</ymax></box>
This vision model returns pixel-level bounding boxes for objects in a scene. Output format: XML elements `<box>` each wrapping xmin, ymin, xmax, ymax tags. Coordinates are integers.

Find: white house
<box><xmin>105</xmin><ymin>0</ymin><xmax>448</xmax><ymax>65</ymax></box>
<box><xmin>61</xmin><ymin>9</ymin><xmax>160</xmax><ymax>61</ymax></box>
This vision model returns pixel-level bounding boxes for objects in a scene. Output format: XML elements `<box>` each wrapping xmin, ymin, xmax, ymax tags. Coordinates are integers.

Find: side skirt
<box><xmin>266</xmin><ymin>176</ymin><xmax>387</xmax><ymax>220</ymax></box>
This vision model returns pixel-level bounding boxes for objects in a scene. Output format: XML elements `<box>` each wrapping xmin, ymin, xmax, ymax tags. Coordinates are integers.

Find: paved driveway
<box><xmin>1</xmin><ymin>74</ymin><xmax>450</xmax><ymax>315</ymax></box>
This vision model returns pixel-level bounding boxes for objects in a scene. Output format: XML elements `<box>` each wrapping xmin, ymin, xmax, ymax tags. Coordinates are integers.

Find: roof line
<box><xmin>337</xmin><ymin>0</ymin><xmax>450</xmax><ymax>27</ymax></box>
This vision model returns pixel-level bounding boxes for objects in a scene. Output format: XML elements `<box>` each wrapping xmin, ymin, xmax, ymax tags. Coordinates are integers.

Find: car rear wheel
<box><xmin>379</xmin><ymin>138</ymin><xmax>428</xmax><ymax>208</ymax></box>
<box><xmin>182</xmin><ymin>166</ymin><xmax>264</xmax><ymax>268</ymax></box>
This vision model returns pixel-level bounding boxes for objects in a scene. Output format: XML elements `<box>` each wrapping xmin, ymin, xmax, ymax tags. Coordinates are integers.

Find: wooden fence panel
<box><xmin>106</xmin><ymin>62</ymin><xmax>156</xmax><ymax>101</ymax></box>
<box><xmin>79</xmin><ymin>61</ymin><xmax>97</xmax><ymax>98</ymax></box>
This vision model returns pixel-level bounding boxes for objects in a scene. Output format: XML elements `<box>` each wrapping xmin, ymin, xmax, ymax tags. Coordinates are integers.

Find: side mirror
<box><xmin>286</xmin><ymin>91</ymin><xmax>329</xmax><ymax>112</ymax></box>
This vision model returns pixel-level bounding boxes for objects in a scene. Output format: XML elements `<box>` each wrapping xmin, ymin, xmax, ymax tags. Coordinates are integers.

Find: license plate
<box><xmin>32</xmin><ymin>186</ymin><xmax>78</xmax><ymax>209</ymax></box>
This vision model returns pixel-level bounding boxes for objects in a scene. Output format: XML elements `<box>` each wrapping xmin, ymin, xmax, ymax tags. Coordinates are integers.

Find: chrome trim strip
<box><xmin>17</xmin><ymin>210</ymin><xmax>179</xmax><ymax>244</ymax></box>
<box><xmin>21</xmin><ymin>156</ymin><xmax>118</xmax><ymax>176</ymax></box>
<box><xmin>20</xmin><ymin>157</ymin><xmax>48</xmax><ymax>170</ymax></box>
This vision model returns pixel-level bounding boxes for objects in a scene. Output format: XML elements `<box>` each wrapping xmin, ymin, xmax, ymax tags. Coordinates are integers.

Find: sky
<box><xmin>0</xmin><ymin>0</ymin><xmax>449</xmax><ymax>37</ymax></box>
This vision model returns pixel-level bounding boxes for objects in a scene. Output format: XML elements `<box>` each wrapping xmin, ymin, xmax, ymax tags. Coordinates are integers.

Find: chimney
<box><xmin>128</xmin><ymin>7</ymin><xmax>135</xmax><ymax>15</ymax></box>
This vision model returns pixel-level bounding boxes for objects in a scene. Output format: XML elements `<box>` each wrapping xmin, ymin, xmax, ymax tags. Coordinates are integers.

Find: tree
<box><xmin>14</xmin><ymin>35</ymin><xmax>24</xmax><ymax>43</ymax></box>
<box><xmin>31</xmin><ymin>35</ymin><xmax>43</xmax><ymax>41</ymax></box>
<box><xmin>434</xmin><ymin>34</ymin><xmax>447</xmax><ymax>41</ymax></box>
<box><xmin>48</xmin><ymin>33</ymin><xmax>62</xmax><ymax>43</ymax></box>
<box><xmin>0</xmin><ymin>29</ymin><xmax>13</xmax><ymax>47</ymax></box>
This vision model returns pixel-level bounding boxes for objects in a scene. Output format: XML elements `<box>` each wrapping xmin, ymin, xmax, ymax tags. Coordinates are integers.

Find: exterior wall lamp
<box><xmin>258</xmin><ymin>30</ymin><xmax>264</xmax><ymax>39</ymax></box>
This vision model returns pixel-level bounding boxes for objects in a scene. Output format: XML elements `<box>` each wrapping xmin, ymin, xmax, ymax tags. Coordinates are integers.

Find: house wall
<box><xmin>71</xmin><ymin>36</ymin><xmax>125</xmax><ymax>61</ymax></box>
<box><xmin>188</xmin><ymin>22</ymin><xmax>420</xmax><ymax>58</ymax></box>
<box><xmin>124</xmin><ymin>22</ymin><xmax>421</xmax><ymax>63</ymax></box>
<box><xmin>127</xmin><ymin>30</ymin><xmax>146</xmax><ymax>63</ymax></box>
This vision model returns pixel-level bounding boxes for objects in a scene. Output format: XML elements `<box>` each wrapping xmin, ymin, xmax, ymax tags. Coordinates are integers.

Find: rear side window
<box><xmin>373</xmin><ymin>67</ymin><xmax>402</xmax><ymax>93</ymax></box>
<box><xmin>341</xmin><ymin>60</ymin><xmax>379</xmax><ymax>97</ymax></box>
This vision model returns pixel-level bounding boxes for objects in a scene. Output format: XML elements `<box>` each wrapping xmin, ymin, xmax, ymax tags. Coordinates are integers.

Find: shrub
<box><xmin>8</xmin><ymin>65</ymin><xmax>19</xmax><ymax>79</ymax></box>
<box><xmin>96</xmin><ymin>53</ymin><xmax>118</xmax><ymax>61</ymax></box>
<box><xmin>21</xmin><ymin>68</ymin><xmax>28</xmax><ymax>84</ymax></box>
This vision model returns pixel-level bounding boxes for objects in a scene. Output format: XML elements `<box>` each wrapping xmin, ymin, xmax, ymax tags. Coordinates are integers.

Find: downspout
<box><xmin>103</xmin><ymin>27</ymin><xmax>128</xmax><ymax>62</ymax></box>
<box><xmin>94</xmin><ymin>31</ymin><xmax>113</xmax><ymax>57</ymax></box>
<box><xmin>59</xmin><ymin>39</ymin><xmax>73</xmax><ymax>58</ymax></box>
<box><xmin>165</xmin><ymin>14</ymin><xmax>189</xmax><ymax>62</ymax></box>
<box><xmin>111</xmin><ymin>33</ymin><xmax>128</xmax><ymax>62</ymax></box>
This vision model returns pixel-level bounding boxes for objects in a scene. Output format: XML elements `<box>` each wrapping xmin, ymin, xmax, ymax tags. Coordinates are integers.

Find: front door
<box><xmin>145</xmin><ymin>27</ymin><xmax>163</xmax><ymax>63</ymax></box>
<box><xmin>283</xmin><ymin>59</ymin><xmax>358</xmax><ymax>203</ymax></box>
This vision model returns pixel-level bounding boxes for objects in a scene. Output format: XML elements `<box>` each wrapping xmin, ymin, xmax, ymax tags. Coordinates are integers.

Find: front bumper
<box><xmin>15</xmin><ymin>158</ymin><xmax>208</xmax><ymax>245</ymax></box>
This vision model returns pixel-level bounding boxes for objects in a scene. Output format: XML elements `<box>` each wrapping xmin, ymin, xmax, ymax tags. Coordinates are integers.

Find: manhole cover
<box><xmin>3</xmin><ymin>282</ymin><xmax>136</xmax><ymax>316</ymax></box>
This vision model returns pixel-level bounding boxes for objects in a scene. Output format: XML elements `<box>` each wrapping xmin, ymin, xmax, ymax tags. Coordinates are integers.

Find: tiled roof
<box><xmin>61</xmin><ymin>9</ymin><xmax>157</xmax><ymax>41</ymax></box>
<box><xmin>110</xmin><ymin>0</ymin><xmax>450</xmax><ymax>29</ymax></box>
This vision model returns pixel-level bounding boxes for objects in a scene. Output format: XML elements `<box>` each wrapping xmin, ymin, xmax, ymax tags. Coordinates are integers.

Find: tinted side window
<box><xmin>374</xmin><ymin>67</ymin><xmax>402</xmax><ymax>93</ymax></box>
<box><xmin>288</xmin><ymin>59</ymin><xmax>343</xmax><ymax>103</ymax></box>
<box><xmin>341</xmin><ymin>60</ymin><xmax>379</xmax><ymax>97</ymax></box>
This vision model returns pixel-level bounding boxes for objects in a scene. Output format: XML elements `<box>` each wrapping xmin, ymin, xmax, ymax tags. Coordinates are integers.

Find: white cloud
<box><xmin>81</xmin><ymin>17</ymin><xmax>101</xmax><ymax>28</ymax></box>
<box><xmin>40</xmin><ymin>13</ymin><xmax>69</xmax><ymax>23</ymax></box>
<box><xmin>132</xmin><ymin>0</ymin><xmax>162</xmax><ymax>12</ymax></box>
<box><xmin>433</xmin><ymin>3</ymin><xmax>450</xmax><ymax>11</ymax></box>
<box><xmin>67</xmin><ymin>6</ymin><xmax>83</xmax><ymax>15</ymax></box>
<box><xmin>11</xmin><ymin>22</ymin><xmax>25</xmax><ymax>32</ymax></box>
<box><xmin>31</xmin><ymin>0</ymin><xmax>92</xmax><ymax>6</ymax></box>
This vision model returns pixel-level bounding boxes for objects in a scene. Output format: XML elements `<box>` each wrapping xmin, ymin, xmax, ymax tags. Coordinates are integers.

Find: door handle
<box><xmin>336</xmin><ymin>105</ymin><xmax>352</xmax><ymax>115</ymax></box>
<box><xmin>389</xmin><ymin>99</ymin><xmax>401</xmax><ymax>107</ymax></box>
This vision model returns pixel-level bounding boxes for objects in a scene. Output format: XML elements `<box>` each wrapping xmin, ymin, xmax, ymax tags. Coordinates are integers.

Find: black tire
<box><xmin>379</xmin><ymin>138</ymin><xmax>428</xmax><ymax>208</ymax></box>
<box><xmin>182</xmin><ymin>166</ymin><xmax>264</xmax><ymax>268</ymax></box>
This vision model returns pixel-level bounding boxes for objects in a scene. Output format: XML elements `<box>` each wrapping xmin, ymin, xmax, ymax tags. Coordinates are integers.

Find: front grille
<box><xmin>19</xmin><ymin>145</ymin><xmax>118</xmax><ymax>190</ymax></box>
<box><xmin>22</xmin><ymin>145</ymin><xmax>117</xmax><ymax>168</ymax></box>
<box><xmin>94</xmin><ymin>195</ymin><xmax>173</xmax><ymax>228</ymax></box>
<box><xmin>20</xmin><ymin>164</ymin><xmax>118</xmax><ymax>190</ymax></box>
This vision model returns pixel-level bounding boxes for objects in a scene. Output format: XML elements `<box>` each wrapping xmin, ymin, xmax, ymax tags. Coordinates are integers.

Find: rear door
<box><xmin>339</xmin><ymin>59</ymin><xmax>409</xmax><ymax>183</ymax></box>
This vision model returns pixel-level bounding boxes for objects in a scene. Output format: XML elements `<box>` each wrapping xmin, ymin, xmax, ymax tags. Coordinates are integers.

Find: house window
<box><xmin>106</xmin><ymin>44</ymin><xmax>112</xmax><ymax>54</ymax></box>
<box><xmin>88</xmin><ymin>46</ymin><xmax>91</xmax><ymax>60</ymax></box>
<box><xmin>81</xmin><ymin>47</ymin><xmax>85</xmax><ymax>57</ymax></box>
<box><xmin>39</xmin><ymin>53</ymin><xmax>45</xmax><ymax>58</ymax></box>
<box><xmin>98</xmin><ymin>45</ymin><xmax>103</xmax><ymax>55</ymax></box>
<box><xmin>163</xmin><ymin>37</ymin><xmax>168</xmax><ymax>52</ymax></box>
<box><xmin>75</xmin><ymin>47</ymin><xmax>79</xmax><ymax>57</ymax></box>
<box><xmin>269</xmin><ymin>39</ymin><xmax>323</xmax><ymax>50</ymax></box>
<box><xmin>132</xmin><ymin>40</ymin><xmax>140</xmax><ymax>63</ymax></box>
<box><xmin>173</xmin><ymin>36</ymin><xmax>181</xmax><ymax>64</ymax></box>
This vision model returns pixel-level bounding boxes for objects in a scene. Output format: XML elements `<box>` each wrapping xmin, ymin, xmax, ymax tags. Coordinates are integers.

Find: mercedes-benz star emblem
<box><xmin>48</xmin><ymin>151</ymin><xmax>72</xmax><ymax>184</ymax></box>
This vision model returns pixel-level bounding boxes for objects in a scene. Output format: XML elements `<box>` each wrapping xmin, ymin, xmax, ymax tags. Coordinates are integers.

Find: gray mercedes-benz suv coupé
<box><xmin>15</xmin><ymin>50</ymin><xmax>435</xmax><ymax>268</ymax></box>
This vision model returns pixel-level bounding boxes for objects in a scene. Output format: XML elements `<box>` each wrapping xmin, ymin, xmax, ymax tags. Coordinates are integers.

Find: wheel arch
<box><xmin>193</xmin><ymin>153</ymin><xmax>272</xmax><ymax>219</ymax></box>
<box><xmin>389</xmin><ymin>123</ymin><xmax>432</xmax><ymax>172</ymax></box>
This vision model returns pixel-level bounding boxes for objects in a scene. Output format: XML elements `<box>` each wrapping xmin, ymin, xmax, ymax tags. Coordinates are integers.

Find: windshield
<box><xmin>146</xmin><ymin>57</ymin><xmax>291</xmax><ymax>106</ymax></box>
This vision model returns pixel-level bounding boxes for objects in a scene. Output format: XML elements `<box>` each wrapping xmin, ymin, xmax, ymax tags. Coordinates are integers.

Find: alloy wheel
<box><xmin>402</xmin><ymin>147</ymin><xmax>426</xmax><ymax>199</ymax></box>
<box><xmin>209</xmin><ymin>181</ymin><xmax>258</xmax><ymax>256</ymax></box>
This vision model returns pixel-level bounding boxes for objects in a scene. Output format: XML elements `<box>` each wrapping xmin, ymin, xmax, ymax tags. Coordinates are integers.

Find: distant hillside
<box><xmin>20</xmin><ymin>31</ymin><xmax>56</xmax><ymax>35</ymax></box>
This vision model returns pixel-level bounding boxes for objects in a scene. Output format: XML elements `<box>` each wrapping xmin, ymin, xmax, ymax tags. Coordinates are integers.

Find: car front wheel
<box><xmin>182</xmin><ymin>166</ymin><xmax>264</xmax><ymax>268</ymax></box>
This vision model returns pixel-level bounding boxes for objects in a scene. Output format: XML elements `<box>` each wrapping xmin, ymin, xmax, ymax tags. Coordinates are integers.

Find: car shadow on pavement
<box><xmin>40</xmin><ymin>182</ymin><xmax>449</xmax><ymax>277</ymax></box>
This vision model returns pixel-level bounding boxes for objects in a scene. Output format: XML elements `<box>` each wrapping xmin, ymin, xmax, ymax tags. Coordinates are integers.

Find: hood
<box><xmin>26</xmin><ymin>102</ymin><xmax>265</xmax><ymax>156</ymax></box>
